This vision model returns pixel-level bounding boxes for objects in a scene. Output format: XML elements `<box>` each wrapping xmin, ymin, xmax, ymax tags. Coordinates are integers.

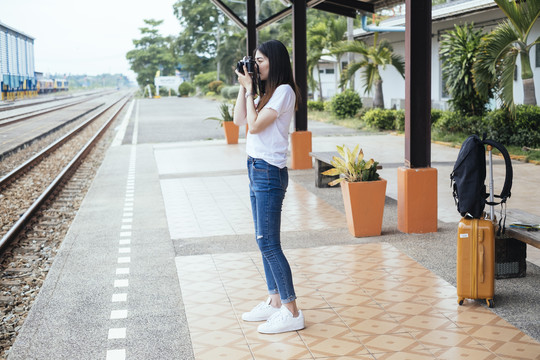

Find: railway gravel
<box><xmin>0</xmin><ymin>96</ymin><xmax>129</xmax><ymax>358</ymax></box>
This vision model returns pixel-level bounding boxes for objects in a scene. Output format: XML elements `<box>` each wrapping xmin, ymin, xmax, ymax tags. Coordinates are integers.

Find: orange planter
<box><xmin>223</xmin><ymin>121</ymin><xmax>239</xmax><ymax>144</ymax></box>
<box><xmin>340</xmin><ymin>178</ymin><xmax>387</xmax><ymax>237</ymax></box>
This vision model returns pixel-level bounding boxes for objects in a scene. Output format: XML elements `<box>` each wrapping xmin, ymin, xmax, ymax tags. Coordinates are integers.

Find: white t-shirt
<box><xmin>246</xmin><ymin>84</ymin><xmax>295</xmax><ymax>169</ymax></box>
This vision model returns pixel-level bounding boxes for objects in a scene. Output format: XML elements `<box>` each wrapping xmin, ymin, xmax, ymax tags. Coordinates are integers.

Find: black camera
<box><xmin>236</xmin><ymin>56</ymin><xmax>256</xmax><ymax>75</ymax></box>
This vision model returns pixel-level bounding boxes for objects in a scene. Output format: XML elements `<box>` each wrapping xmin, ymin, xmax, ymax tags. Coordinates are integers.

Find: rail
<box><xmin>0</xmin><ymin>94</ymin><xmax>131</xmax><ymax>252</ymax></box>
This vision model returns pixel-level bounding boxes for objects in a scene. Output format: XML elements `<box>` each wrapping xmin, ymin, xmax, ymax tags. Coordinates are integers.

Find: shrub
<box><xmin>178</xmin><ymin>82</ymin><xmax>193</xmax><ymax>96</ymax></box>
<box><xmin>483</xmin><ymin>109</ymin><xmax>512</xmax><ymax>144</ymax></box>
<box><xmin>394</xmin><ymin>110</ymin><xmax>405</xmax><ymax>131</ymax></box>
<box><xmin>208</xmin><ymin>80</ymin><xmax>224</xmax><ymax>94</ymax></box>
<box><xmin>221</xmin><ymin>86</ymin><xmax>240</xmax><ymax>99</ymax></box>
<box><xmin>330</xmin><ymin>90</ymin><xmax>362</xmax><ymax>119</ymax></box>
<box><xmin>193</xmin><ymin>72</ymin><xmax>221</xmax><ymax>93</ymax></box>
<box><xmin>513</xmin><ymin>105</ymin><xmax>540</xmax><ymax>147</ymax></box>
<box><xmin>308</xmin><ymin>100</ymin><xmax>325</xmax><ymax>111</ymax></box>
<box><xmin>363</xmin><ymin>109</ymin><xmax>396</xmax><ymax>130</ymax></box>
<box><xmin>431</xmin><ymin>109</ymin><xmax>444</xmax><ymax>125</ymax></box>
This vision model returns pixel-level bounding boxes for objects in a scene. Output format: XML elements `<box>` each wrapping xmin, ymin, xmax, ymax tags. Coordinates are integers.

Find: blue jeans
<box><xmin>247</xmin><ymin>157</ymin><xmax>296</xmax><ymax>304</ymax></box>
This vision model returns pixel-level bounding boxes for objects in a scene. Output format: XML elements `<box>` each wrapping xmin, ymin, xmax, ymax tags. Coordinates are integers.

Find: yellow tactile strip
<box><xmin>175</xmin><ymin>243</ymin><xmax>540</xmax><ymax>360</ymax></box>
<box><xmin>161</xmin><ymin>175</ymin><xmax>347</xmax><ymax>239</ymax></box>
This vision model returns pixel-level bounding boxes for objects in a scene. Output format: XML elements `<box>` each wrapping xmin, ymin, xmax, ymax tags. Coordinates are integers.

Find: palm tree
<box><xmin>439</xmin><ymin>23</ymin><xmax>488</xmax><ymax>116</ymax></box>
<box><xmin>473</xmin><ymin>0</ymin><xmax>540</xmax><ymax>109</ymax></box>
<box><xmin>307</xmin><ymin>22</ymin><xmax>328</xmax><ymax>100</ymax></box>
<box><xmin>307</xmin><ymin>17</ymin><xmax>348</xmax><ymax>100</ymax></box>
<box><xmin>332</xmin><ymin>32</ymin><xmax>404</xmax><ymax>108</ymax></box>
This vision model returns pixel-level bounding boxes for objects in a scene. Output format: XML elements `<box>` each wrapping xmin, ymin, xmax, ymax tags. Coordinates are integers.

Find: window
<box><xmin>325</xmin><ymin>68</ymin><xmax>335</xmax><ymax>74</ymax></box>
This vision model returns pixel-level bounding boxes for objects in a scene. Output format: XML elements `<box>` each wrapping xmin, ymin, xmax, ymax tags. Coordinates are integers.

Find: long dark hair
<box><xmin>255</xmin><ymin>40</ymin><xmax>300</xmax><ymax>111</ymax></box>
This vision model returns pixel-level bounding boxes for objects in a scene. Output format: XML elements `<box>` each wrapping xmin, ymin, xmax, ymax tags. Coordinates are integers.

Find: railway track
<box><xmin>0</xmin><ymin>94</ymin><xmax>102</xmax><ymax>127</ymax></box>
<box><xmin>0</xmin><ymin>92</ymin><xmax>132</xmax><ymax>358</ymax></box>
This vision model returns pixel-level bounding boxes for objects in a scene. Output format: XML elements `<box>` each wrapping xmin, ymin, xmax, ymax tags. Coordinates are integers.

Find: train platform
<box><xmin>7</xmin><ymin>97</ymin><xmax>540</xmax><ymax>360</ymax></box>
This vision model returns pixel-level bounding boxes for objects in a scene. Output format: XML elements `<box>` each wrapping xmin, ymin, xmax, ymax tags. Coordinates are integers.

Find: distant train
<box><xmin>36</xmin><ymin>78</ymin><xmax>69</xmax><ymax>94</ymax></box>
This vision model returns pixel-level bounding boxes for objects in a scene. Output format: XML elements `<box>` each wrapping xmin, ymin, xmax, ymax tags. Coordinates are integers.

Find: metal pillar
<box><xmin>404</xmin><ymin>0</ymin><xmax>431</xmax><ymax>168</ymax></box>
<box><xmin>292</xmin><ymin>0</ymin><xmax>308</xmax><ymax>131</ymax></box>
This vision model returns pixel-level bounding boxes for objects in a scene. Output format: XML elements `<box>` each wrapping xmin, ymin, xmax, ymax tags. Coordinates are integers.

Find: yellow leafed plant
<box><xmin>322</xmin><ymin>144</ymin><xmax>380</xmax><ymax>186</ymax></box>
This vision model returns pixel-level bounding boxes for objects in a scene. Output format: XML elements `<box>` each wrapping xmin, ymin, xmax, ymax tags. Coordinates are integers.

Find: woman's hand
<box><xmin>235</xmin><ymin>65</ymin><xmax>253</xmax><ymax>94</ymax></box>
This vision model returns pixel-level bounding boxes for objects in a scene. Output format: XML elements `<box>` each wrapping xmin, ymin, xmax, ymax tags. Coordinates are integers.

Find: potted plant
<box><xmin>322</xmin><ymin>145</ymin><xmax>387</xmax><ymax>237</ymax></box>
<box><xmin>206</xmin><ymin>102</ymin><xmax>239</xmax><ymax>144</ymax></box>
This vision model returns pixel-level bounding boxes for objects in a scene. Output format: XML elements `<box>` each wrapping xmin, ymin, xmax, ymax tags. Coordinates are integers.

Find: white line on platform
<box><xmin>114</xmin><ymin>279</ymin><xmax>129</xmax><ymax>288</ymax></box>
<box><xmin>110</xmin><ymin>310</ymin><xmax>128</xmax><ymax>319</ymax></box>
<box><xmin>111</xmin><ymin>100</ymin><xmax>135</xmax><ymax>147</ymax></box>
<box><xmin>119</xmin><ymin>239</ymin><xmax>131</xmax><ymax>245</ymax></box>
<box><xmin>116</xmin><ymin>268</ymin><xmax>130</xmax><ymax>275</ymax></box>
<box><xmin>112</xmin><ymin>293</ymin><xmax>127</xmax><ymax>302</ymax></box>
<box><xmin>118</xmin><ymin>257</ymin><xmax>131</xmax><ymax>264</ymax></box>
<box><xmin>132</xmin><ymin>100</ymin><xmax>139</xmax><ymax>145</ymax></box>
<box><xmin>108</xmin><ymin>328</ymin><xmax>127</xmax><ymax>340</ymax></box>
<box><xmin>106</xmin><ymin>349</ymin><xmax>126</xmax><ymax>360</ymax></box>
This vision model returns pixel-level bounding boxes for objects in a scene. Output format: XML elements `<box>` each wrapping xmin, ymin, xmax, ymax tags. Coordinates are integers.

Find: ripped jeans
<box><xmin>247</xmin><ymin>156</ymin><xmax>296</xmax><ymax>304</ymax></box>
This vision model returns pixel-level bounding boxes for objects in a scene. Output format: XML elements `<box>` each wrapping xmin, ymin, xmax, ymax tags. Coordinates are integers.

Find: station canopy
<box><xmin>211</xmin><ymin>0</ymin><xmax>406</xmax><ymax>30</ymax></box>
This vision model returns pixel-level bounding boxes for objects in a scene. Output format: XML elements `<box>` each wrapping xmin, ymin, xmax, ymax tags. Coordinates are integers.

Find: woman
<box><xmin>233</xmin><ymin>40</ymin><xmax>304</xmax><ymax>334</ymax></box>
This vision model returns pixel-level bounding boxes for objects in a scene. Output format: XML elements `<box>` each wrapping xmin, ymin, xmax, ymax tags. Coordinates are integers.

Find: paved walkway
<box><xmin>7</xmin><ymin>97</ymin><xmax>540</xmax><ymax>360</ymax></box>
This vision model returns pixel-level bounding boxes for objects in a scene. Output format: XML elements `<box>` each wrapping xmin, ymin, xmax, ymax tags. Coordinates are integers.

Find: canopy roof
<box><xmin>210</xmin><ymin>0</ymin><xmax>405</xmax><ymax>30</ymax></box>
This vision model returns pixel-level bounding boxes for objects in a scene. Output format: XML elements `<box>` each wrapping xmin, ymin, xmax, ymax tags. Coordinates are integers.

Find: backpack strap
<box><xmin>483</xmin><ymin>138</ymin><xmax>513</xmax><ymax>205</ymax></box>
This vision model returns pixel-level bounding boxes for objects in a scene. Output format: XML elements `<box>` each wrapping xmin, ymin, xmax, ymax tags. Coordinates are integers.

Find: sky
<box><xmin>0</xmin><ymin>0</ymin><xmax>181</xmax><ymax>80</ymax></box>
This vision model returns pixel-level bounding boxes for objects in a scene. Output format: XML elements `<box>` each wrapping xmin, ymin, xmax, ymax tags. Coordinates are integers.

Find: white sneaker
<box><xmin>257</xmin><ymin>306</ymin><xmax>305</xmax><ymax>334</ymax></box>
<box><xmin>242</xmin><ymin>298</ymin><xmax>281</xmax><ymax>322</ymax></box>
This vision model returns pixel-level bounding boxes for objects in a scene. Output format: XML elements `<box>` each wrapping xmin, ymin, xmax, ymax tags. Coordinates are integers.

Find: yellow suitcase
<box><xmin>457</xmin><ymin>218</ymin><xmax>495</xmax><ymax>308</ymax></box>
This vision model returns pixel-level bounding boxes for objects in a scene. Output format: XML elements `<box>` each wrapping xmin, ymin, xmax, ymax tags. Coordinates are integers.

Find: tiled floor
<box><xmin>175</xmin><ymin>243</ymin><xmax>540</xmax><ymax>360</ymax></box>
<box><xmin>162</xmin><ymin>175</ymin><xmax>347</xmax><ymax>239</ymax></box>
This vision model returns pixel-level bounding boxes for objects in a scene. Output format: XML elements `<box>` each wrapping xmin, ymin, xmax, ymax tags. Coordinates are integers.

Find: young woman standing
<box><xmin>233</xmin><ymin>40</ymin><xmax>304</xmax><ymax>334</ymax></box>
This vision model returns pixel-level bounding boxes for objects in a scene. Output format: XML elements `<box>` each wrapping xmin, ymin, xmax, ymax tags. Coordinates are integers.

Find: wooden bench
<box><xmin>309</xmin><ymin>151</ymin><xmax>383</xmax><ymax>188</ymax></box>
<box><xmin>505</xmin><ymin>209</ymin><xmax>540</xmax><ymax>249</ymax></box>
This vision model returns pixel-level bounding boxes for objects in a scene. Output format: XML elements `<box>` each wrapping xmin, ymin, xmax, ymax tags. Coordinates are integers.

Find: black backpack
<box><xmin>450</xmin><ymin>135</ymin><xmax>513</xmax><ymax>222</ymax></box>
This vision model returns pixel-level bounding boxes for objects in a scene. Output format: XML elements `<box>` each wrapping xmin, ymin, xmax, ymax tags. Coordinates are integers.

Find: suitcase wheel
<box><xmin>458</xmin><ymin>298</ymin><xmax>464</xmax><ymax>306</ymax></box>
<box><xmin>486</xmin><ymin>299</ymin><xmax>494</xmax><ymax>308</ymax></box>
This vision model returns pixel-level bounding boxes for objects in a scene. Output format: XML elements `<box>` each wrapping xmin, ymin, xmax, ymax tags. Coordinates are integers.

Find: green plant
<box><xmin>363</xmin><ymin>108</ymin><xmax>396</xmax><ymax>130</ymax></box>
<box><xmin>330</xmin><ymin>90</ymin><xmax>362</xmax><ymax>119</ymax></box>
<box><xmin>331</xmin><ymin>33</ymin><xmax>405</xmax><ymax>108</ymax></box>
<box><xmin>431</xmin><ymin>109</ymin><xmax>444</xmax><ymax>125</ymax></box>
<box><xmin>178</xmin><ymin>82</ymin><xmax>194</xmax><ymax>96</ymax></box>
<box><xmin>308</xmin><ymin>100</ymin><xmax>325</xmax><ymax>111</ymax></box>
<box><xmin>205</xmin><ymin>102</ymin><xmax>233</xmax><ymax>126</ymax></box>
<box><xmin>322</xmin><ymin>144</ymin><xmax>380</xmax><ymax>186</ymax></box>
<box><xmin>473</xmin><ymin>0</ymin><xmax>540</xmax><ymax>110</ymax></box>
<box><xmin>208</xmin><ymin>80</ymin><xmax>224</xmax><ymax>94</ymax></box>
<box><xmin>193</xmin><ymin>71</ymin><xmax>221</xmax><ymax>93</ymax></box>
<box><xmin>221</xmin><ymin>86</ymin><xmax>240</xmax><ymax>100</ymax></box>
<box><xmin>439</xmin><ymin>23</ymin><xmax>488</xmax><ymax>116</ymax></box>
<box><xmin>394</xmin><ymin>109</ymin><xmax>405</xmax><ymax>131</ymax></box>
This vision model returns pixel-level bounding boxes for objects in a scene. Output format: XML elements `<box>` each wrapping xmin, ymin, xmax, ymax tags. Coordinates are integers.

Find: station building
<box><xmin>0</xmin><ymin>21</ymin><xmax>36</xmax><ymax>101</ymax></box>
<box><xmin>314</xmin><ymin>0</ymin><xmax>540</xmax><ymax>109</ymax></box>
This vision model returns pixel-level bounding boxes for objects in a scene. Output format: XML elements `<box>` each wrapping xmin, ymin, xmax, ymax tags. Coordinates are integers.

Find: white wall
<box><xmin>316</xmin><ymin>6</ymin><xmax>540</xmax><ymax>108</ymax></box>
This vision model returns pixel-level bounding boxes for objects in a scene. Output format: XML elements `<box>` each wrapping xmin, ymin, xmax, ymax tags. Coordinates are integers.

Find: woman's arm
<box><xmin>233</xmin><ymin>86</ymin><xmax>247</xmax><ymax>126</ymax></box>
<box><xmin>234</xmin><ymin>66</ymin><xmax>278</xmax><ymax>134</ymax></box>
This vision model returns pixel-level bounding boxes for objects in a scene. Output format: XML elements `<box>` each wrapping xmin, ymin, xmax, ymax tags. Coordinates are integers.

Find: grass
<box><xmin>308</xmin><ymin>110</ymin><xmax>371</xmax><ymax>131</ymax></box>
<box><xmin>310</xmin><ymin>109</ymin><xmax>540</xmax><ymax>165</ymax></box>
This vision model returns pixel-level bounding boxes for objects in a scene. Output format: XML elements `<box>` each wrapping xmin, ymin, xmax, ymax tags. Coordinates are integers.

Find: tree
<box><xmin>332</xmin><ymin>33</ymin><xmax>404</xmax><ymax>108</ymax></box>
<box><xmin>173</xmin><ymin>0</ymin><xmax>222</xmax><ymax>77</ymax></box>
<box><xmin>126</xmin><ymin>19</ymin><xmax>179</xmax><ymax>88</ymax></box>
<box><xmin>306</xmin><ymin>14</ymin><xmax>347</xmax><ymax>100</ymax></box>
<box><xmin>473</xmin><ymin>0</ymin><xmax>540</xmax><ymax>110</ymax></box>
<box><xmin>439</xmin><ymin>23</ymin><xmax>488</xmax><ymax>116</ymax></box>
